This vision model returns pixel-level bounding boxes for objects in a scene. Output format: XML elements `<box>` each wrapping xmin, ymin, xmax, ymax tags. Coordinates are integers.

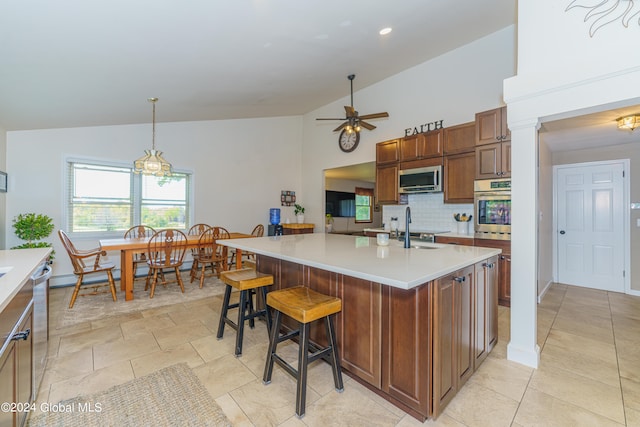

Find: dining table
<box><xmin>100</xmin><ymin>231</ymin><xmax>254</xmax><ymax>301</ymax></box>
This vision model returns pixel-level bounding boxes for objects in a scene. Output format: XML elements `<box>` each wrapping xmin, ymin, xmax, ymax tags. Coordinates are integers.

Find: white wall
<box><xmin>6</xmin><ymin>116</ymin><xmax>302</xmax><ymax>281</ymax></box>
<box><xmin>504</xmin><ymin>0</ymin><xmax>640</xmax><ymax>368</ymax></box>
<box><xmin>301</xmin><ymin>27</ymin><xmax>517</xmax><ymax>231</ymax></box>
<box><xmin>537</xmin><ymin>139</ymin><xmax>553</xmax><ymax>298</ymax></box>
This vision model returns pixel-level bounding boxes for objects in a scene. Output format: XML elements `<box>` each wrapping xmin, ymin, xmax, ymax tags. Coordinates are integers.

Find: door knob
<box><xmin>559</xmin><ymin>230</ymin><xmax>566</xmax><ymax>235</ymax></box>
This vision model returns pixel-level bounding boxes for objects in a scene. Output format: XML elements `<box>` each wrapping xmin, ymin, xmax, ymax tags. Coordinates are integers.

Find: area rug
<box><xmin>53</xmin><ymin>273</ymin><xmax>227</xmax><ymax>329</ymax></box>
<box><xmin>27</xmin><ymin>363</ymin><xmax>232</xmax><ymax>427</ymax></box>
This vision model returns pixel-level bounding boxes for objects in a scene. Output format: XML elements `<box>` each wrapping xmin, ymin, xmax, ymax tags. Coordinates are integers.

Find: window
<box><xmin>67</xmin><ymin>160</ymin><xmax>191</xmax><ymax>234</ymax></box>
<box><xmin>355</xmin><ymin>187</ymin><xmax>373</xmax><ymax>223</ymax></box>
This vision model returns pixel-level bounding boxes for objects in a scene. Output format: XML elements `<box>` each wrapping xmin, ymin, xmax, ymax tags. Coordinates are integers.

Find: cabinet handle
<box><xmin>11</xmin><ymin>328</ymin><xmax>30</xmax><ymax>341</ymax></box>
<box><xmin>483</xmin><ymin>262</ymin><xmax>495</xmax><ymax>268</ymax></box>
<box><xmin>454</xmin><ymin>276</ymin><xmax>466</xmax><ymax>283</ymax></box>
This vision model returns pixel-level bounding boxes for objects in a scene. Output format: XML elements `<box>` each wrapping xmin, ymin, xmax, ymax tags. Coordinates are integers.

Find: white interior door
<box><xmin>556</xmin><ymin>162</ymin><xmax>625</xmax><ymax>292</ymax></box>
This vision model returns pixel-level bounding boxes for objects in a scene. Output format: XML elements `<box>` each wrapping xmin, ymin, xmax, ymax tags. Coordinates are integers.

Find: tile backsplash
<box><xmin>382</xmin><ymin>193</ymin><xmax>473</xmax><ymax>232</ymax></box>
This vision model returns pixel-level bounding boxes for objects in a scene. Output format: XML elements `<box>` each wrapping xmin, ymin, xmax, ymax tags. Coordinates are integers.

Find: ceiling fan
<box><xmin>316</xmin><ymin>74</ymin><xmax>389</xmax><ymax>152</ymax></box>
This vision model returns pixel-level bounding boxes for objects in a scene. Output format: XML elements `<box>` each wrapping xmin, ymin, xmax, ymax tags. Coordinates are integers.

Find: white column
<box><xmin>507</xmin><ymin>119</ymin><xmax>540</xmax><ymax>368</ymax></box>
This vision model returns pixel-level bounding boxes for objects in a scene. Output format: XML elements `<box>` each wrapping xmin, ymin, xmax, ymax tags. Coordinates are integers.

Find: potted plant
<box><xmin>325</xmin><ymin>213</ymin><xmax>334</xmax><ymax>233</ymax></box>
<box><xmin>294</xmin><ymin>203</ymin><xmax>305</xmax><ymax>224</ymax></box>
<box><xmin>12</xmin><ymin>212</ymin><xmax>55</xmax><ymax>261</ymax></box>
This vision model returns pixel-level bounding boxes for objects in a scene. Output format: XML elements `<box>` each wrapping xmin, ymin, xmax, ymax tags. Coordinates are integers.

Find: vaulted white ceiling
<box><xmin>0</xmin><ymin>0</ymin><xmax>517</xmax><ymax>131</ymax></box>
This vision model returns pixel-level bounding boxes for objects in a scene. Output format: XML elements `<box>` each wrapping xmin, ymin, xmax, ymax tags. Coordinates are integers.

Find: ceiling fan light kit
<box><xmin>316</xmin><ymin>74</ymin><xmax>389</xmax><ymax>152</ymax></box>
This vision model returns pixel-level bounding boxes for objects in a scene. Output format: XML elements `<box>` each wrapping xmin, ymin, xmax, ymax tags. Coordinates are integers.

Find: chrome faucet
<box><xmin>404</xmin><ymin>206</ymin><xmax>412</xmax><ymax>248</ymax></box>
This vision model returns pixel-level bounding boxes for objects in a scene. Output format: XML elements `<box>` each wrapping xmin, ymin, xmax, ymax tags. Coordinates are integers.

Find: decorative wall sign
<box><xmin>281</xmin><ymin>190</ymin><xmax>296</xmax><ymax>206</ymax></box>
<box><xmin>0</xmin><ymin>172</ymin><xmax>7</xmax><ymax>192</ymax></box>
<box><xmin>404</xmin><ymin>119</ymin><xmax>444</xmax><ymax>137</ymax></box>
<box><xmin>566</xmin><ymin>0</ymin><xmax>640</xmax><ymax>37</ymax></box>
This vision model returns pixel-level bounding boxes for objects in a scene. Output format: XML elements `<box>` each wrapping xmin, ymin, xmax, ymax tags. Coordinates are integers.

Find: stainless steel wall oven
<box><xmin>474</xmin><ymin>178</ymin><xmax>511</xmax><ymax>240</ymax></box>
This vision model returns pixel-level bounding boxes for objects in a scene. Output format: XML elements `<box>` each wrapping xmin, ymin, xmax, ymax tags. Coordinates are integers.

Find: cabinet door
<box><xmin>422</xmin><ymin>129</ymin><xmax>444</xmax><ymax>158</ymax></box>
<box><xmin>382</xmin><ymin>284</ymin><xmax>431</xmax><ymax>415</ymax></box>
<box><xmin>305</xmin><ymin>266</ymin><xmax>339</xmax><ymax>348</ymax></box>
<box><xmin>476</xmin><ymin>107</ymin><xmax>508</xmax><ymax>145</ymax></box>
<box><xmin>455</xmin><ymin>266</ymin><xmax>474</xmax><ymax>388</ymax></box>
<box><xmin>501</xmin><ymin>141</ymin><xmax>511</xmax><ymax>178</ymax></box>
<box><xmin>473</xmin><ymin>257</ymin><xmax>498</xmax><ymax>367</ymax></box>
<box><xmin>498</xmin><ymin>253</ymin><xmax>511</xmax><ymax>307</ymax></box>
<box><xmin>376</xmin><ymin>139</ymin><xmax>400</xmax><ymax>164</ymax></box>
<box><xmin>0</xmin><ymin>342</ymin><xmax>16</xmax><ymax>427</ymax></box>
<box><xmin>339</xmin><ymin>276</ymin><xmax>382</xmax><ymax>387</ymax></box>
<box><xmin>400</xmin><ymin>134</ymin><xmax>422</xmax><ymax>161</ymax></box>
<box><xmin>432</xmin><ymin>273</ymin><xmax>456</xmax><ymax>416</ymax></box>
<box><xmin>376</xmin><ymin>163</ymin><xmax>399</xmax><ymax>204</ymax></box>
<box><xmin>475</xmin><ymin>142</ymin><xmax>501</xmax><ymax>180</ymax></box>
<box><xmin>16</xmin><ymin>308</ymin><xmax>33</xmax><ymax>427</ymax></box>
<box><xmin>444</xmin><ymin>152</ymin><xmax>475</xmax><ymax>203</ymax></box>
<box><xmin>443</xmin><ymin>122</ymin><xmax>475</xmax><ymax>154</ymax></box>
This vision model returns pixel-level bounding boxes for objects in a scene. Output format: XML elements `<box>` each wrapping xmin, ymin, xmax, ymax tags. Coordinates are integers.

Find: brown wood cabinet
<box><xmin>473</xmin><ymin>256</ymin><xmax>498</xmax><ymax>368</ymax></box>
<box><xmin>475</xmin><ymin>141</ymin><xmax>511</xmax><ymax>179</ymax></box>
<box><xmin>434</xmin><ymin>235</ymin><xmax>474</xmax><ymax>246</ymax></box>
<box><xmin>400</xmin><ymin>129</ymin><xmax>443</xmax><ymax>161</ymax></box>
<box><xmin>376</xmin><ymin>163</ymin><xmax>400</xmax><ymax>205</ymax></box>
<box><xmin>443</xmin><ymin>122</ymin><xmax>475</xmax><ymax>155</ymax></box>
<box><xmin>0</xmin><ymin>300</ymin><xmax>34</xmax><ymax>427</ymax></box>
<box><xmin>256</xmin><ymin>254</ymin><xmax>497</xmax><ymax>422</ymax></box>
<box><xmin>444</xmin><ymin>151</ymin><xmax>475</xmax><ymax>203</ymax></box>
<box><xmin>432</xmin><ymin>264</ymin><xmax>474</xmax><ymax>417</ymax></box>
<box><xmin>282</xmin><ymin>224</ymin><xmax>314</xmax><ymax>234</ymax></box>
<box><xmin>382</xmin><ymin>283</ymin><xmax>431</xmax><ymax>416</ymax></box>
<box><xmin>475</xmin><ymin>106</ymin><xmax>510</xmax><ymax>145</ymax></box>
<box><xmin>474</xmin><ymin>239</ymin><xmax>510</xmax><ymax>306</ymax></box>
<box><xmin>376</xmin><ymin>139</ymin><xmax>400</xmax><ymax>164</ymax></box>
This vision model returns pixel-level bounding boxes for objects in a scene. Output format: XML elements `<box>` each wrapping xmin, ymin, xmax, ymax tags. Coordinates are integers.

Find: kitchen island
<box><xmin>220</xmin><ymin>234</ymin><xmax>501</xmax><ymax>421</ymax></box>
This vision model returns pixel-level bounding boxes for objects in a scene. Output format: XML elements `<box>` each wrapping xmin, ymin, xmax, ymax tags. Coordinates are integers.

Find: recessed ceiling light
<box><xmin>379</xmin><ymin>27</ymin><xmax>392</xmax><ymax>35</ymax></box>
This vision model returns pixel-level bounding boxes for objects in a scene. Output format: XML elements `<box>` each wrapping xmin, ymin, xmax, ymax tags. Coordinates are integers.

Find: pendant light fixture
<box><xmin>133</xmin><ymin>97</ymin><xmax>172</xmax><ymax>176</ymax></box>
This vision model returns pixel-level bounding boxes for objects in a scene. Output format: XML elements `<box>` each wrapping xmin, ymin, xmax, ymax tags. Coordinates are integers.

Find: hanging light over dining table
<box><xmin>133</xmin><ymin>97</ymin><xmax>172</xmax><ymax>176</ymax></box>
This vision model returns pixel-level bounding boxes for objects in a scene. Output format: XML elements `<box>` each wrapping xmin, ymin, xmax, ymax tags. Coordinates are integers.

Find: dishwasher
<box><xmin>32</xmin><ymin>261</ymin><xmax>52</xmax><ymax>399</ymax></box>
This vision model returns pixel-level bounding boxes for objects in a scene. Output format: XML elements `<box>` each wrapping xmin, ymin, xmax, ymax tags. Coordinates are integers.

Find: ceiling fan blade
<box><xmin>333</xmin><ymin>121</ymin><xmax>349</xmax><ymax>132</ymax></box>
<box><xmin>344</xmin><ymin>105</ymin><xmax>356</xmax><ymax>117</ymax></box>
<box><xmin>359</xmin><ymin>121</ymin><xmax>376</xmax><ymax>131</ymax></box>
<box><xmin>358</xmin><ymin>112</ymin><xmax>389</xmax><ymax>120</ymax></box>
<box><xmin>316</xmin><ymin>118</ymin><xmax>347</xmax><ymax>121</ymax></box>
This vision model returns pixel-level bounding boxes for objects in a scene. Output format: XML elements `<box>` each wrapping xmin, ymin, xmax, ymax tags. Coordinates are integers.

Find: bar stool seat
<box><xmin>263</xmin><ymin>286</ymin><xmax>343</xmax><ymax>418</ymax></box>
<box><xmin>216</xmin><ymin>268</ymin><xmax>273</xmax><ymax>356</ymax></box>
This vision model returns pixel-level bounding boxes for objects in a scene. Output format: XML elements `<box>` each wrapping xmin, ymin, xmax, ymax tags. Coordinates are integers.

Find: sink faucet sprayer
<box><xmin>404</xmin><ymin>206</ymin><xmax>412</xmax><ymax>248</ymax></box>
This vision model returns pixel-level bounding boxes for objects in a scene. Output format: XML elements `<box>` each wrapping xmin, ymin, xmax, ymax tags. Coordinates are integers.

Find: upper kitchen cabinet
<box><xmin>400</xmin><ymin>129</ymin><xmax>443</xmax><ymax>161</ymax></box>
<box><xmin>376</xmin><ymin>139</ymin><xmax>400</xmax><ymax>165</ymax></box>
<box><xmin>475</xmin><ymin>141</ymin><xmax>511</xmax><ymax>180</ymax></box>
<box><xmin>444</xmin><ymin>152</ymin><xmax>475</xmax><ymax>203</ymax></box>
<box><xmin>475</xmin><ymin>107</ymin><xmax>510</xmax><ymax>146</ymax></box>
<box><xmin>443</xmin><ymin>122</ymin><xmax>475</xmax><ymax>155</ymax></box>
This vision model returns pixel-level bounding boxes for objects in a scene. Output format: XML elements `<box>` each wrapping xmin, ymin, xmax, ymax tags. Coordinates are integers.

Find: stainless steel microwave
<box><xmin>398</xmin><ymin>165</ymin><xmax>442</xmax><ymax>193</ymax></box>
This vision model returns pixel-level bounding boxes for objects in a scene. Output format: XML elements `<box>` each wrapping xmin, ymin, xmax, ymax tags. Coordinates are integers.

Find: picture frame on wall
<box><xmin>0</xmin><ymin>172</ymin><xmax>6</xmax><ymax>192</ymax></box>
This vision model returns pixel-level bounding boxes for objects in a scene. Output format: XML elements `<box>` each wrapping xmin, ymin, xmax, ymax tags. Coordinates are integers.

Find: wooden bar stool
<box><xmin>216</xmin><ymin>268</ymin><xmax>273</xmax><ymax>356</ymax></box>
<box><xmin>262</xmin><ymin>286</ymin><xmax>343</xmax><ymax>418</ymax></box>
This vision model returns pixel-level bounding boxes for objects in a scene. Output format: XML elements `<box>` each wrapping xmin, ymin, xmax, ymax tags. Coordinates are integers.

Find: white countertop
<box><xmin>221</xmin><ymin>234</ymin><xmax>500</xmax><ymax>290</ymax></box>
<box><xmin>0</xmin><ymin>248</ymin><xmax>52</xmax><ymax>312</ymax></box>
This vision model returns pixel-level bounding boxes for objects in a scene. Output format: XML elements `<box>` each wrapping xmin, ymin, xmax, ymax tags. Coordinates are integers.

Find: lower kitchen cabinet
<box><xmin>432</xmin><ymin>264</ymin><xmax>474</xmax><ymax>417</ymax></box>
<box><xmin>0</xmin><ymin>302</ymin><xmax>34</xmax><ymax>427</ymax></box>
<box><xmin>382</xmin><ymin>284</ymin><xmax>431</xmax><ymax>415</ymax></box>
<box><xmin>339</xmin><ymin>276</ymin><xmax>383</xmax><ymax>388</ymax></box>
<box><xmin>475</xmin><ymin>239</ymin><xmax>510</xmax><ymax>307</ymax></box>
<box><xmin>474</xmin><ymin>256</ymin><xmax>498</xmax><ymax>367</ymax></box>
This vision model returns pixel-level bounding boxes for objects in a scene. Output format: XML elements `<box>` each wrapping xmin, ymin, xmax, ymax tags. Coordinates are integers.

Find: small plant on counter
<box><xmin>294</xmin><ymin>204</ymin><xmax>305</xmax><ymax>216</ymax></box>
<box><xmin>12</xmin><ymin>212</ymin><xmax>55</xmax><ymax>260</ymax></box>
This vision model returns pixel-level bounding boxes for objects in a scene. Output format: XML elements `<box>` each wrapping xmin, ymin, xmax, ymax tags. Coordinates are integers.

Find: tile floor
<box><xmin>36</xmin><ymin>281</ymin><xmax>640</xmax><ymax>426</ymax></box>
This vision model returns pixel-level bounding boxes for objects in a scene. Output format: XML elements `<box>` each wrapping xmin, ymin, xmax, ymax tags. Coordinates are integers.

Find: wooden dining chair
<box><xmin>145</xmin><ymin>229</ymin><xmax>188</xmax><ymax>298</ymax></box>
<box><xmin>123</xmin><ymin>225</ymin><xmax>156</xmax><ymax>281</ymax></box>
<box><xmin>228</xmin><ymin>223</ymin><xmax>264</xmax><ymax>266</ymax></box>
<box><xmin>58</xmin><ymin>230</ymin><xmax>118</xmax><ymax>308</ymax></box>
<box><xmin>189</xmin><ymin>227</ymin><xmax>229</xmax><ymax>288</ymax></box>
